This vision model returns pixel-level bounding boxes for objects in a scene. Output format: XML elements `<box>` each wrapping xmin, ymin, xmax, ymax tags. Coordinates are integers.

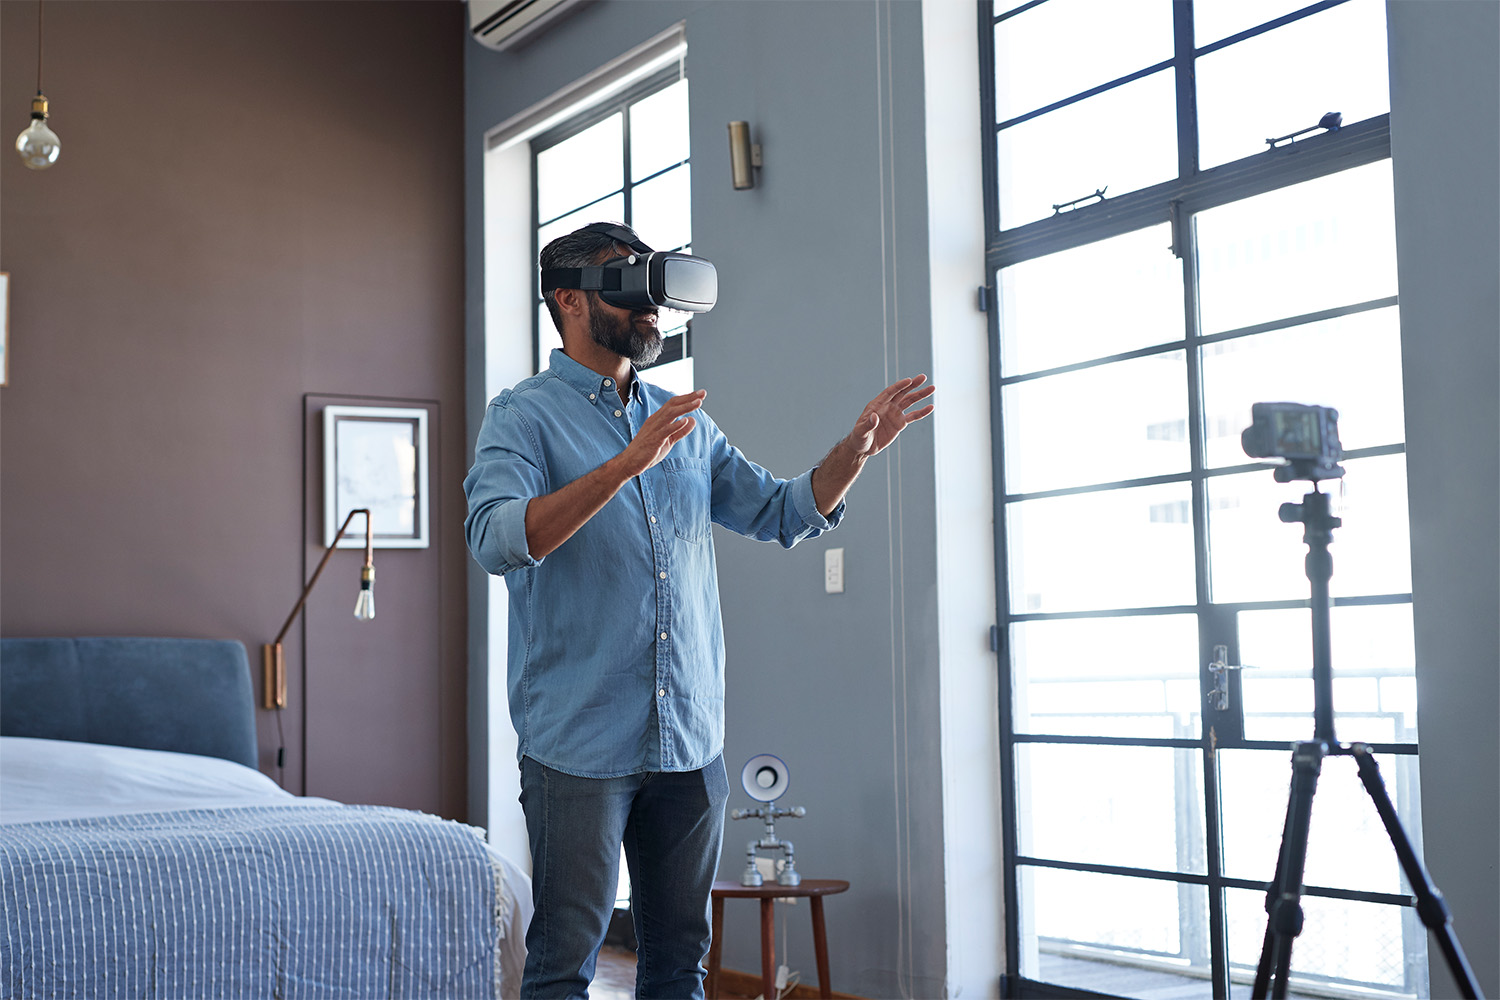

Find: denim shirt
<box><xmin>464</xmin><ymin>350</ymin><xmax>843</xmax><ymax>778</ymax></box>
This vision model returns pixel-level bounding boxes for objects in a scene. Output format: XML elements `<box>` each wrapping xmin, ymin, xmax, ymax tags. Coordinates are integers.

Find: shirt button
<box><xmin>660</xmin><ymin>632</ymin><xmax>668</xmax><ymax>641</ymax></box>
<box><xmin>650</xmin><ymin>515</ymin><xmax>657</xmax><ymax>523</ymax></box>
<box><xmin>659</xmin><ymin>571</ymin><xmax>667</xmax><ymax>579</ymax></box>
<box><xmin>614</xmin><ymin>409</ymin><xmax>623</xmax><ymax>417</ymax></box>
<box><xmin>604</xmin><ymin>378</ymin><xmax>613</xmax><ymax>386</ymax></box>
<box><xmin>658</xmin><ymin>688</ymin><xmax>666</xmax><ymax>698</ymax></box>
<box><xmin>589</xmin><ymin>393</ymin><xmax>596</xmax><ymax>400</ymax></box>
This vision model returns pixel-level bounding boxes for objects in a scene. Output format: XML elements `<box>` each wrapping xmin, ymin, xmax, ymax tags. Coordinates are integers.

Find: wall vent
<box><xmin>468</xmin><ymin>0</ymin><xmax>582</xmax><ymax>52</ymax></box>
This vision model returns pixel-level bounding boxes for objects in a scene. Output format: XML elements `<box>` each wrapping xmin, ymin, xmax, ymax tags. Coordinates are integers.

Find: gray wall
<box><xmin>466</xmin><ymin>2</ymin><xmax>949</xmax><ymax>993</ymax></box>
<box><xmin>1</xmin><ymin>1</ymin><xmax>469</xmax><ymax>819</ymax></box>
<box><xmin>1388</xmin><ymin>1</ymin><xmax>1500</xmax><ymax>994</ymax></box>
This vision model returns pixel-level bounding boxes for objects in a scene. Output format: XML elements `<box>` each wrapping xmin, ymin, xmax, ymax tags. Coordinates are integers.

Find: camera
<box><xmin>1240</xmin><ymin>401</ymin><xmax>1344</xmax><ymax>482</ymax></box>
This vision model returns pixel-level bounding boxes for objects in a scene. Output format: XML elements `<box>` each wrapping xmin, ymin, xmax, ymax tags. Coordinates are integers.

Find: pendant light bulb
<box><xmin>354</xmin><ymin>564</ymin><xmax>375</xmax><ymax>620</ymax></box>
<box><xmin>16</xmin><ymin>94</ymin><xmax>59</xmax><ymax>170</ymax></box>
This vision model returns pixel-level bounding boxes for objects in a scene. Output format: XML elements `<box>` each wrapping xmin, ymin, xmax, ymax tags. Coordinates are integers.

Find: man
<box><xmin>464</xmin><ymin>222</ymin><xmax>934</xmax><ymax>999</ymax></box>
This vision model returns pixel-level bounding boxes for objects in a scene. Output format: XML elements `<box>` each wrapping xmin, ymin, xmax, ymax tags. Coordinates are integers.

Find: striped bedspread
<box><xmin>0</xmin><ymin>804</ymin><xmax>501</xmax><ymax>999</ymax></box>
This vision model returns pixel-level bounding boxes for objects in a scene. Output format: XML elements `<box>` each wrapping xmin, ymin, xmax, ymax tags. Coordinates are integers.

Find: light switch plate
<box><xmin>825</xmin><ymin>548</ymin><xmax>844</xmax><ymax>593</ymax></box>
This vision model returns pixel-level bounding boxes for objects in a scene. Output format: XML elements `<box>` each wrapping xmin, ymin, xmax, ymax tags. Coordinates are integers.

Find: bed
<box><xmin>0</xmin><ymin>636</ymin><xmax>530</xmax><ymax>999</ymax></box>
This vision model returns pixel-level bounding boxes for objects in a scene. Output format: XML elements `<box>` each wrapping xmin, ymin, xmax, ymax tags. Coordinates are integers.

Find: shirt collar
<box><xmin>548</xmin><ymin>348</ymin><xmax>644</xmax><ymax>403</ymax></box>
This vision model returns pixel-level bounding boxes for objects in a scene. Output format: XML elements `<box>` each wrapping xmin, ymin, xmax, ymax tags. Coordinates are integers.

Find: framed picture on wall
<box><xmin>323</xmin><ymin>405</ymin><xmax>429</xmax><ymax>548</ymax></box>
<box><xmin>1</xmin><ymin>272</ymin><xmax>10</xmax><ymax>387</ymax></box>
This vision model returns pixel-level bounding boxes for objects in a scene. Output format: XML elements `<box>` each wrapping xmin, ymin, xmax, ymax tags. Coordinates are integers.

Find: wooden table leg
<box><xmin>707</xmin><ymin>895</ymin><xmax>724</xmax><ymax>999</ymax></box>
<box><xmin>810</xmin><ymin>895</ymin><xmax>832</xmax><ymax>999</ymax></box>
<box><xmin>760</xmin><ymin>897</ymin><xmax>776</xmax><ymax>1000</ymax></box>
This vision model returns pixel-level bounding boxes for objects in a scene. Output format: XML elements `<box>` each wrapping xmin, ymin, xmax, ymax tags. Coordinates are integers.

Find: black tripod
<box><xmin>1251</xmin><ymin>485</ymin><xmax>1483</xmax><ymax>999</ymax></box>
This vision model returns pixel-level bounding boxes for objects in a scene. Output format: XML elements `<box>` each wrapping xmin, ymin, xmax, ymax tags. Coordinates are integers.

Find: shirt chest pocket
<box><xmin>663</xmin><ymin>458</ymin><xmax>711</xmax><ymax>543</ymax></box>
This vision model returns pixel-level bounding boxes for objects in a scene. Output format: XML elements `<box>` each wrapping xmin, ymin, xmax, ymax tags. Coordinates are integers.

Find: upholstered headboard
<box><xmin>0</xmin><ymin>637</ymin><xmax>259</xmax><ymax>769</ymax></box>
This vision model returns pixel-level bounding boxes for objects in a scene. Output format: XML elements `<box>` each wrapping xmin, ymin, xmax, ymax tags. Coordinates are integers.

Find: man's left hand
<box><xmin>810</xmin><ymin>375</ymin><xmax>936</xmax><ymax>517</ymax></box>
<box><xmin>846</xmin><ymin>374</ymin><xmax>936</xmax><ymax>459</ymax></box>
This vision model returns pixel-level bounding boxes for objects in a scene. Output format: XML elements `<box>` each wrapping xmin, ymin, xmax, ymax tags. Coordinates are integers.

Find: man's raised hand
<box><xmin>522</xmin><ymin>389</ymin><xmax>706</xmax><ymax>561</ymax></box>
<box><xmin>846</xmin><ymin>375</ymin><xmax>936</xmax><ymax>459</ymax></box>
<box><xmin>615</xmin><ymin>390</ymin><xmax>706</xmax><ymax>478</ymax></box>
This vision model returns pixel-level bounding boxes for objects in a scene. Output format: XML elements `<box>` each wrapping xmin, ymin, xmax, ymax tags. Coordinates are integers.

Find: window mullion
<box><xmin>994</xmin><ymin>0</ymin><xmax>1046</xmax><ymax>25</ymax></box>
<box><xmin>978</xmin><ymin>2</ymin><xmax>1021</xmax><ymax>988</ymax></box>
<box><xmin>1194</xmin><ymin>0</ymin><xmax>1351</xmax><ymax>58</ymax></box>
<box><xmin>1178</xmin><ymin>8</ymin><xmax>1230</xmax><ymax>986</ymax></box>
<box><xmin>536</xmin><ymin>186</ymin><xmax>627</xmax><ymax>231</ymax></box>
<box><xmin>997</xmin><ymin>58</ymin><xmax>1174</xmax><ymax>132</ymax></box>
<box><xmin>531</xmin><ymin>142</ymin><xmax>543</xmax><ymax>375</ymax></box>
<box><xmin>621</xmin><ymin>104</ymin><xmax>633</xmax><ymax>227</ymax></box>
<box><xmin>1173</xmin><ymin>0</ymin><xmax>1199</xmax><ymax>181</ymax></box>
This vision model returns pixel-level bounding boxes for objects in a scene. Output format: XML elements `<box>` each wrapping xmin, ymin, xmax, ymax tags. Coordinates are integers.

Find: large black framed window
<box><xmin>980</xmin><ymin>2</ymin><xmax>1423</xmax><ymax>997</ymax></box>
<box><xmin>530</xmin><ymin>66</ymin><xmax>694</xmax><ymax>391</ymax></box>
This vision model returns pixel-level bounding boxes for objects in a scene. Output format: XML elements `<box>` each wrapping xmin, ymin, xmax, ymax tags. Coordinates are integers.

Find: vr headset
<box><xmin>540</xmin><ymin>223</ymin><xmax>717</xmax><ymax>313</ymax></box>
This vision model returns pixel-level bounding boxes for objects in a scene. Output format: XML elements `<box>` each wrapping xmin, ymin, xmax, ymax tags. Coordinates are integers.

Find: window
<box><xmin>530</xmin><ymin>69</ymin><xmax>695</xmax><ymax>394</ymax></box>
<box><xmin>982</xmin><ymin>2</ymin><xmax>1423</xmax><ymax>997</ymax></box>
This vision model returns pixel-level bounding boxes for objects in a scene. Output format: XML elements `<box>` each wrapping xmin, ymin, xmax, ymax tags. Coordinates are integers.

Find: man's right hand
<box><xmin>610</xmin><ymin>390</ymin><xmax>706</xmax><ymax>479</ymax></box>
<box><xmin>522</xmin><ymin>389</ymin><xmax>706</xmax><ymax>561</ymax></box>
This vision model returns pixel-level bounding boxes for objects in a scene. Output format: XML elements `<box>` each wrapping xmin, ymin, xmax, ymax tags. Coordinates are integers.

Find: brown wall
<box><xmin>0</xmin><ymin>0</ymin><xmax>468</xmax><ymax>819</ymax></box>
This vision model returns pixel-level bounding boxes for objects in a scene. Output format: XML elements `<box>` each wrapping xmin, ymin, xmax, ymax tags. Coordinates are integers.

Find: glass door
<box><xmin>981</xmin><ymin>3</ymin><xmax>1426</xmax><ymax>997</ymax></box>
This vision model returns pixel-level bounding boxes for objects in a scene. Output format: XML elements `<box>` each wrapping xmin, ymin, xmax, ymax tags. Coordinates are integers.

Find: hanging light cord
<box><xmin>35</xmin><ymin>0</ymin><xmax>44</xmax><ymax>96</ymax></box>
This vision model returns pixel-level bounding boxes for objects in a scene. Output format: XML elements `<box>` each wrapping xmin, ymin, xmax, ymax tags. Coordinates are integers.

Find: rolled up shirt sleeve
<box><xmin>464</xmin><ymin>394</ymin><xmax>547</xmax><ymax>575</ymax></box>
<box><xmin>704</xmin><ymin>414</ymin><xmax>844</xmax><ymax>547</ymax></box>
<box><xmin>789</xmin><ymin>467</ymin><xmax>844</xmax><ymax>532</ymax></box>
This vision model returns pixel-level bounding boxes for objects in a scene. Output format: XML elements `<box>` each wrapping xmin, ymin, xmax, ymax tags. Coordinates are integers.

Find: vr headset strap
<box><xmin>540</xmin><ymin>267</ymin><xmax>624</xmax><ymax>293</ymax></box>
<box><xmin>580</xmin><ymin>222</ymin><xmax>654</xmax><ymax>255</ymax></box>
<box><xmin>540</xmin><ymin>223</ymin><xmax>654</xmax><ymax>293</ymax></box>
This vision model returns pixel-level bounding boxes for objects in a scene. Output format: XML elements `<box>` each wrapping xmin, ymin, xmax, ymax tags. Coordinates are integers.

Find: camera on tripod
<box><xmin>1239</xmin><ymin>401</ymin><xmax>1482</xmax><ymax>999</ymax></box>
<box><xmin>1240</xmin><ymin>401</ymin><xmax>1345</xmax><ymax>483</ymax></box>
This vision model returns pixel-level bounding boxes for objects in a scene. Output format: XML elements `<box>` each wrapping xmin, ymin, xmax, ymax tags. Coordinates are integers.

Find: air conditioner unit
<box><xmin>468</xmin><ymin>0</ymin><xmax>583</xmax><ymax>52</ymax></box>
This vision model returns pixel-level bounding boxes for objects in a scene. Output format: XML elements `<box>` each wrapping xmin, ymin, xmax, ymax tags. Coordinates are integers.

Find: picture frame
<box><xmin>1</xmin><ymin>272</ymin><xmax>10</xmax><ymax>387</ymax></box>
<box><xmin>323</xmin><ymin>405</ymin><xmax>429</xmax><ymax>549</ymax></box>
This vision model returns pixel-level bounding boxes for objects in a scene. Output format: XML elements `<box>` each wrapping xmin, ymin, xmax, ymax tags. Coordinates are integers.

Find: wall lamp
<box><xmin>727</xmin><ymin>121</ymin><xmax>762</xmax><ymax>190</ymax></box>
<box><xmin>262</xmin><ymin>508</ymin><xmax>374</xmax><ymax>712</ymax></box>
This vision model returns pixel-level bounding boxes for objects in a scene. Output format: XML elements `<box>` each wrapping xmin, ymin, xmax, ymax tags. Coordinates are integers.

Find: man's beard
<box><xmin>588</xmin><ymin>297</ymin><xmax>663</xmax><ymax>367</ymax></box>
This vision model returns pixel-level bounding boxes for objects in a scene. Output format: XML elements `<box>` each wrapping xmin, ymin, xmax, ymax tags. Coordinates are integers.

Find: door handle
<box><xmin>1207</xmin><ymin>644</ymin><xmax>1257</xmax><ymax>711</ymax></box>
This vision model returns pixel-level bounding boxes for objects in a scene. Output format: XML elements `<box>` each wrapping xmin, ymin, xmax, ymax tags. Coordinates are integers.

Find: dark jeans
<box><xmin>518</xmin><ymin>754</ymin><xmax>729</xmax><ymax>999</ymax></box>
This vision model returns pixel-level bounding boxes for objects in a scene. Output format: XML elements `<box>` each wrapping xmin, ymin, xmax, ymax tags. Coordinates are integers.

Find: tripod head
<box><xmin>1278</xmin><ymin>489</ymin><xmax>1341</xmax><ymax>534</ymax></box>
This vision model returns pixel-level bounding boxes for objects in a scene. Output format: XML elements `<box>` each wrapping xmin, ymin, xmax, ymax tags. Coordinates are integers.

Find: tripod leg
<box><xmin>1252</xmin><ymin>810</ymin><xmax>1294</xmax><ymax>998</ymax></box>
<box><xmin>1350</xmin><ymin>745</ymin><xmax>1486</xmax><ymax>1000</ymax></box>
<box><xmin>1252</xmin><ymin>742</ymin><xmax>1325</xmax><ymax>1000</ymax></box>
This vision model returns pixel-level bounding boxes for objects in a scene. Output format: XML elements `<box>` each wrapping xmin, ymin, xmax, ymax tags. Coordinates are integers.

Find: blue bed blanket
<box><xmin>0</xmin><ymin>804</ymin><xmax>501</xmax><ymax>1000</ymax></box>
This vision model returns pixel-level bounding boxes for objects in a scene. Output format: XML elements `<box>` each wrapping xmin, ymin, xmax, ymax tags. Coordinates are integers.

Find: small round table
<box><xmin>706</xmin><ymin>879</ymin><xmax>850</xmax><ymax>1000</ymax></box>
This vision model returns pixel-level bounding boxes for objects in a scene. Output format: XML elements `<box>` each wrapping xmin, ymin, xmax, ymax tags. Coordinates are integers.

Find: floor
<box><xmin>1039</xmin><ymin>954</ymin><xmax>1332</xmax><ymax>1000</ymax></box>
<box><xmin>591</xmin><ymin>946</ymin><xmax>639</xmax><ymax>1000</ymax></box>
<box><xmin>594</xmin><ymin>946</ymin><xmax>760</xmax><ymax>1000</ymax></box>
<box><xmin>596</xmin><ymin>945</ymin><xmax>1351</xmax><ymax>1000</ymax></box>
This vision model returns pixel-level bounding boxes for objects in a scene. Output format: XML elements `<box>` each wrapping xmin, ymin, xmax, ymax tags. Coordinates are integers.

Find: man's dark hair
<box><xmin>539</xmin><ymin>222</ymin><xmax>642</xmax><ymax>329</ymax></box>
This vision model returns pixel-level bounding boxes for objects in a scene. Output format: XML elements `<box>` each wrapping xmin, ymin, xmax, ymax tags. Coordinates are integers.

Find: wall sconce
<box><xmin>263</xmin><ymin>508</ymin><xmax>375</xmax><ymax>714</ymax></box>
<box><xmin>728</xmin><ymin>121</ymin><xmax>762</xmax><ymax>190</ymax></box>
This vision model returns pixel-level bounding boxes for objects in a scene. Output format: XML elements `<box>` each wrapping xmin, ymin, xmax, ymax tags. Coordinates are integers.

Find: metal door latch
<box><xmin>1207</xmin><ymin>644</ymin><xmax>1255</xmax><ymax>711</ymax></box>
